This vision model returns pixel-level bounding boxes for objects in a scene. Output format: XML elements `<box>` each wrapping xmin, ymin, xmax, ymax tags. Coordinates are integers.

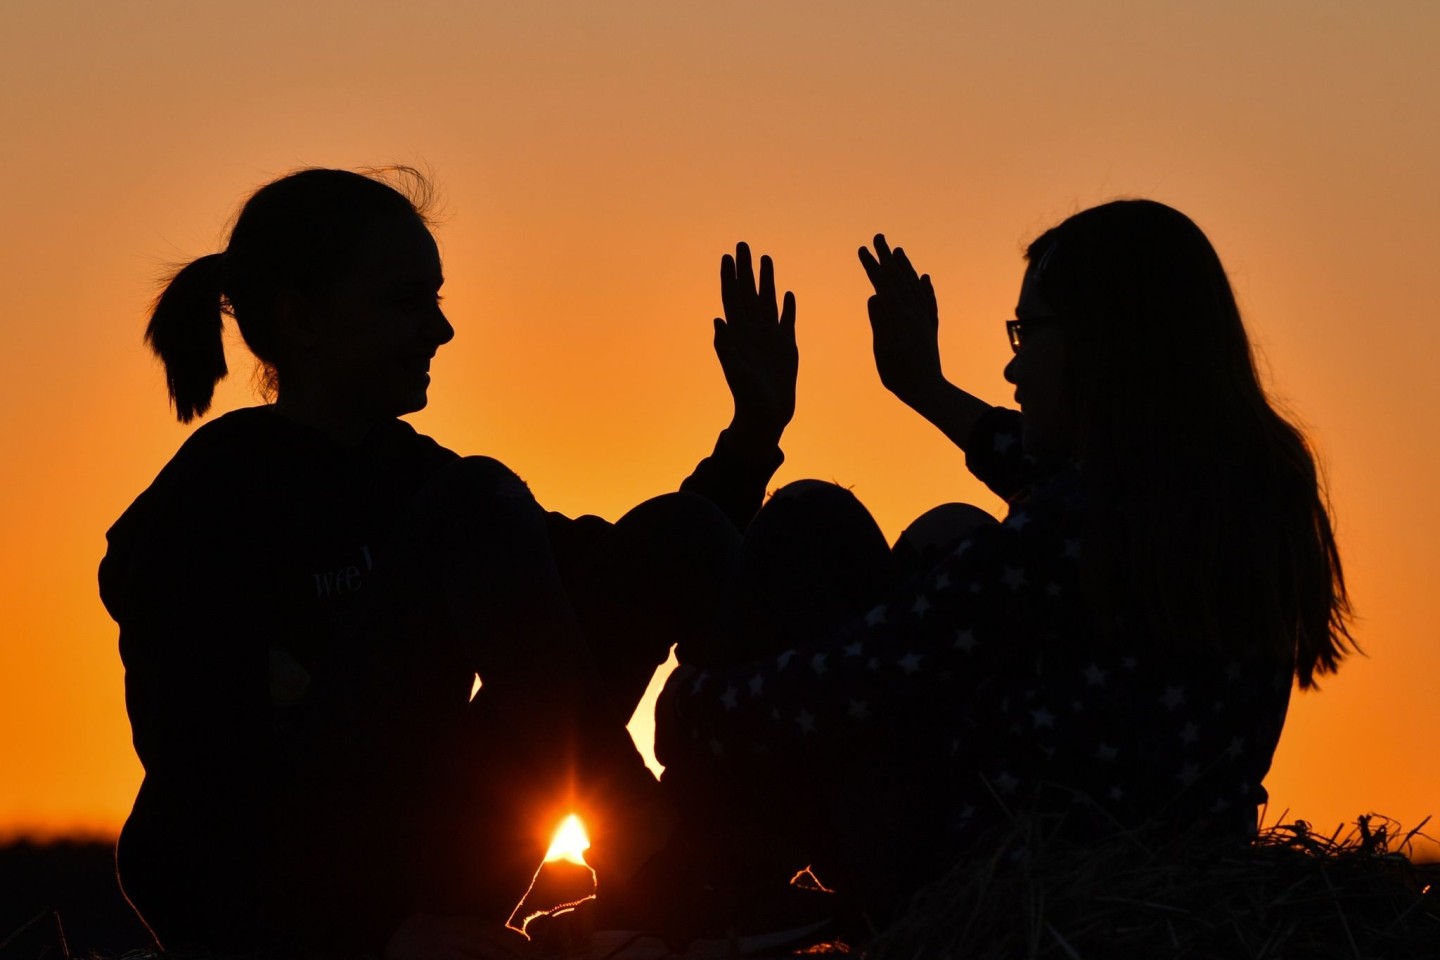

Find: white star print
<box><xmin>1095</xmin><ymin>742</ymin><xmax>1118</xmax><ymax>762</ymax></box>
<box><xmin>1108</xmin><ymin>785</ymin><xmax>1125</xmax><ymax>801</ymax></box>
<box><xmin>847</xmin><ymin>699</ymin><xmax>870</xmax><ymax>721</ymax></box>
<box><xmin>867</xmin><ymin>657</ymin><xmax>880</xmax><ymax>671</ymax></box>
<box><xmin>690</xmin><ymin>673</ymin><xmax>708</xmax><ymax>694</ymax></box>
<box><xmin>1180</xmin><ymin>721</ymin><xmax>1200</xmax><ymax>744</ymax></box>
<box><xmin>776</xmin><ymin>650</ymin><xmax>796</xmax><ymax>670</ymax></box>
<box><xmin>865</xmin><ymin>606</ymin><xmax>886</xmax><ymax>626</ymax></box>
<box><xmin>1225</xmin><ymin>736</ymin><xmax>1244</xmax><ymax>759</ymax></box>
<box><xmin>1063</xmin><ymin>539</ymin><xmax>1081</xmax><ymax>559</ymax></box>
<box><xmin>748</xmin><ymin>674</ymin><xmax>764</xmax><ymax>697</ymax></box>
<box><xmin>811</xmin><ymin>653</ymin><xmax>828</xmax><ymax>676</ymax></box>
<box><xmin>1160</xmin><ymin>685</ymin><xmax>1186</xmax><ymax>710</ymax></box>
<box><xmin>1176</xmin><ymin>762</ymin><xmax>1199</xmax><ymax>787</ymax></box>
<box><xmin>992</xmin><ymin>770</ymin><xmax>1020</xmax><ymax>794</ymax></box>
<box><xmin>1082</xmin><ymin>663</ymin><xmax>1107</xmax><ymax>686</ymax></box>
<box><xmin>843</xmin><ymin>640</ymin><xmax>863</xmax><ymax>658</ymax></box>
<box><xmin>898</xmin><ymin>652</ymin><xmax>923</xmax><ymax>674</ymax></box>
<box><xmin>1008</xmin><ymin>511</ymin><xmax>1031</xmax><ymax>531</ymax></box>
<box><xmin>912</xmin><ymin>595</ymin><xmax>932</xmax><ymax>617</ymax></box>
<box><xmin>1001</xmin><ymin>567</ymin><xmax>1027</xmax><ymax>591</ymax></box>
<box><xmin>994</xmin><ymin>431</ymin><xmax>1017</xmax><ymax>454</ymax></box>
<box><xmin>953</xmin><ymin>629</ymin><xmax>978</xmax><ymax>653</ymax></box>
<box><xmin>796</xmin><ymin>710</ymin><xmax>817</xmax><ymax>734</ymax></box>
<box><xmin>1121</xmin><ymin>656</ymin><xmax>1138</xmax><ymax>670</ymax></box>
<box><xmin>1225</xmin><ymin>660</ymin><xmax>1242</xmax><ymax>682</ymax></box>
<box><xmin>933</xmin><ymin>571</ymin><xmax>951</xmax><ymax>590</ymax></box>
<box><xmin>1030</xmin><ymin>707</ymin><xmax>1055</xmax><ymax>728</ymax></box>
<box><xmin>709</xmin><ymin>738</ymin><xmax>725</xmax><ymax>757</ymax></box>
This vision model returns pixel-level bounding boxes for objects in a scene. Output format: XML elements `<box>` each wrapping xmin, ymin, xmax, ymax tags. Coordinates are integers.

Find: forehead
<box><xmin>351</xmin><ymin>214</ymin><xmax>442</xmax><ymax>278</ymax></box>
<box><xmin>1016</xmin><ymin>264</ymin><xmax>1053</xmax><ymax>318</ymax></box>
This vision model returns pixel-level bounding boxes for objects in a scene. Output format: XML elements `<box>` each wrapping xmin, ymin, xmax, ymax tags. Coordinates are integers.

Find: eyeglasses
<box><xmin>1006</xmin><ymin>316</ymin><xmax>1061</xmax><ymax>353</ymax></box>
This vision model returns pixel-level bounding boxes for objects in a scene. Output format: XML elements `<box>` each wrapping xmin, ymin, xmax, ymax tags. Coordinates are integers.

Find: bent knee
<box><xmin>443</xmin><ymin>456</ymin><xmax>531</xmax><ymax>499</ymax></box>
<box><xmin>617</xmin><ymin>491</ymin><xmax>733</xmax><ymax>537</ymax></box>
<box><xmin>894</xmin><ymin>502</ymin><xmax>997</xmax><ymax>567</ymax></box>
<box><xmin>406</xmin><ymin>456</ymin><xmax>536</xmax><ymax>531</ymax></box>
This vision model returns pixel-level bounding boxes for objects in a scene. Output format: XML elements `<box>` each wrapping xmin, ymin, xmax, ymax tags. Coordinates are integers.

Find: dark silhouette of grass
<box><xmin>872</xmin><ymin>814</ymin><xmax>1440</xmax><ymax>960</ymax></box>
<box><xmin>0</xmin><ymin>838</ymin><xmax>152</xmax><ymax>958</ymax></box>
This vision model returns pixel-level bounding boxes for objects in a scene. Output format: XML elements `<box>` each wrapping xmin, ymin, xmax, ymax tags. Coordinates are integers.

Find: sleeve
<box><xmin>102</xmin><ymin>471</ymin><xmax>270</xmax><ymax>791</ymax></box>
<box><xmin>680</xmin><ymin>427</ymin><xmax>786</xmax><ymax>531</ymax></box>
<box><xmin>964</xmin><ymin>406</ymin><xmax>1061</xmax><ymax>502</ymax></box>
<box><xmin>657</xmin><ymin>492</ymin><xmax>1079</xmax><ymax>767</ymax></box>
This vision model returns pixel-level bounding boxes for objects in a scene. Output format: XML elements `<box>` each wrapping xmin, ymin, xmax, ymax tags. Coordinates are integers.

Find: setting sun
<box><xmin>507</xmin><ymin>813</ymin><xmax>598</xmax><ymax>937</ymax></box>
<box><xmin>544</xmin><ymin>814</ymin><xmax>592</xmax><ymax>867</ymax></box>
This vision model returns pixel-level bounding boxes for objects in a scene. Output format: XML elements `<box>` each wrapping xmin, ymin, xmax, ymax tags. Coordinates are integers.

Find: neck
<box><xmin>272</xmin><ymin>392</ymin><xmax>382</xmax><ymax>446</ymax></box>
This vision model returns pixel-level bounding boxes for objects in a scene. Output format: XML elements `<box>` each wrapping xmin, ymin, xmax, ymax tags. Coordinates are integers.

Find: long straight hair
<box><xmin>1027</xmin><ymin>200</ymin><xmax>1353</xmax><ymax>688</ymax></box>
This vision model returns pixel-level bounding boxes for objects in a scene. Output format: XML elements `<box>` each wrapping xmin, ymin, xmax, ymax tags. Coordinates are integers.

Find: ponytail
<box><xmin>145</xmin><ymin>254</ymin><xmax>228</xmax><ymax>423</ymax></box>
<box><xmin>143</xmin><ymin>167</ymin><xmax>435</xmax><ymax>422</ymax></box>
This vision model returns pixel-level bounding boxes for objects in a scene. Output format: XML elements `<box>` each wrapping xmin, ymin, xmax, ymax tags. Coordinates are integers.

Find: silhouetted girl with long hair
<box><xmin>658</xmin><ymin>199</ymin><xmax>1354</xmax><ymax>923</ymax></box>
<box><xmin>101</xmin><ymin>168</ymin><xmax>798</xmax><ymax>956</ymax></box>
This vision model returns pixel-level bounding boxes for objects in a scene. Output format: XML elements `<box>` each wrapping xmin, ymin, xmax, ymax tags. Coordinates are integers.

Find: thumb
<box><xmin>713</xmin><ymin>317</ymin><xmax>736</xmax><ymax>359</ymax></box>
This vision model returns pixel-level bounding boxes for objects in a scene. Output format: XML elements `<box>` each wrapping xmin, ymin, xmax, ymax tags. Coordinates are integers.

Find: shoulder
<box><xmin>369</xmin><ymin>417</ymin><xmax>459</xmax><ymax>468</ymax></box>
<box><xmin>162</xmin><ymin>406</ymin><xmax>293</xmax><ymax>475</ymax></box>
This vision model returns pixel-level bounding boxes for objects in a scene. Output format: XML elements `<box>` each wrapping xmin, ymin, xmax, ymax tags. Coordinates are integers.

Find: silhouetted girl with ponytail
<box><xmin>102</xmin><ymin>168</ymin><xmax>798</xmax><ymax>956</ymax></box>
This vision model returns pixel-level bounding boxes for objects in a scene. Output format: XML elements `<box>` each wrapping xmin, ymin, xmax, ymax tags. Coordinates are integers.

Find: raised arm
<box><xmin>858</xmin><ymin>234</ymin><xmax>991</xmax><ymax>454</ymax></box>
<box><xmin>681</xmin><ymin>242</ymin><xmax>798</xmax><ymax>529</ymax></box>
<box><xmin>715</xmin><ymin>242</ymin><xmax>798</xmax><ymax>450</ymax></box>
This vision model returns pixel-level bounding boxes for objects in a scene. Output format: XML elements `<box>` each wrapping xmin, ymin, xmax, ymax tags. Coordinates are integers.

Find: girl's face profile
<box><xmin>308</xmin><ymin>214</ymin><xmax>454</xmax><ymax>421</ymax></box>
<box><xmin>1004</xmin><ymin>273</ymin><xmax>1075</xmax><ymax>459</ymax></box>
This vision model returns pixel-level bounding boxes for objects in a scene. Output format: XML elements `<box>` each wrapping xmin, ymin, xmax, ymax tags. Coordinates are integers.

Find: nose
<box><xmin>1003</xmin><ymin>352</ymin><xmax>1020</xmax><ymax>385</ymax></box>
<box><xmin>431</xmin><ymin>306</ymin><xmax>455</xmax><ymax>348</ymax></box>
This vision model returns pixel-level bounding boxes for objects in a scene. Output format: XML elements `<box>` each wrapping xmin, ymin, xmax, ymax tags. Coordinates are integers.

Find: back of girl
<box><xmin>102</xmin><ymin>168</ymin><xmax>459</xmax><ymax>953</ymax></box>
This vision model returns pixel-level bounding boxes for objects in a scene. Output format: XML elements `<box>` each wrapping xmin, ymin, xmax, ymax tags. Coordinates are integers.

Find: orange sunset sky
<box><xmin>2</xmin><ymin>2</ymin><xmax>1437</xmax><ymax>857</ymax></box>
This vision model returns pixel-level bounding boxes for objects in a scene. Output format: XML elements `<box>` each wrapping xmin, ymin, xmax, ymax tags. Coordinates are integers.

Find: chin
<box><xmin>382</xmin><ymin>392</ymin><xmax>429</xmax><ymax>419</ymax></box>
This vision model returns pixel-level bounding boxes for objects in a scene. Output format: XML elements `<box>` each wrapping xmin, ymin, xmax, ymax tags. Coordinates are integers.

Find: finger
<box><xmin>873</xmin><ymin>233</ymin><xmax>893</xmax><ymax>264</ymax></box>
<box><xmin>780</xmin><ymin>290</ymin><xmax>796</xmax><ymax>333</ymax></box>
<box><xmin>893</xmin><ymin>247</ymin><xmax>917</xmax><ymax>282</ymax></box>
<box><xmin>922</xmin><ymin>275</ymin><xmax>938</xmax><ymax>315</ymax></box>
<box><xmin>858</xmin><ymin>246</ymin><xmax>884</xmax><ymax>288</ymax></box>
<box><xmin>735</xmin><ymin>242</ymin><xmax>757</xmax><ymax>317</ymax></box>
<box><xmin>720</xmin><ymin>252</ymin><xmax>739</xmax><ymax>322</ymax></box>
<box><xmin>759</xmin><ymin>255</ymin><xmax>778</xmax><ymax>325</ymax></box>
<box><xmin>866</xmin><ymin>294</ymin><xmax>887</xmax><ymax>328</ymax></box>
<box><xmin>712</xmin><ymin>316</ymin><xmax>733</xmax><ymax>359</ymax></box>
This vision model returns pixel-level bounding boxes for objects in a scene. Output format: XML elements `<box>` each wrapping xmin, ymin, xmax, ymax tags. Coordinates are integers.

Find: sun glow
<box><xmin>506</xmin><ymin>813</ymin><xmax>598</xmax><ymax>937</ymax></box>
<box><xmin>544</xmin><ymin>813</ymin><xmax>591</xmax><ymax>865</ymax></box>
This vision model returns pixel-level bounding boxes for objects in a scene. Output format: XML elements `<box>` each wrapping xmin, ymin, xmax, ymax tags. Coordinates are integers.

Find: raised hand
<box><xmin>859</xmin><ymin>234</ymin><xmax>991</xmax><ymax>453</ymax></box>
<box><xmin>715</xmin><ymin>242</ymin><xmax>798</xmax><ymax>447</ymax></box>
<box><xmin>858</xmin><ymin>234</ymin><xmax>946</xmax><ymax>411</ymax></box>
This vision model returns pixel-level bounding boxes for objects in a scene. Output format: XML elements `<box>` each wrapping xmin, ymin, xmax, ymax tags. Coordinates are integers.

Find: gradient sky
<box><xmin>2</xmin><ymin>1</ymin><xmax>1437</xmax><ymax>857</ymax></box>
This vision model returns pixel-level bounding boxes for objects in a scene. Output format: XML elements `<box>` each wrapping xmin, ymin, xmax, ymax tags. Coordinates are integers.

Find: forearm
<box><xmin>899</xmin><ymin>378</ymin><xmax>992</xmax><ymax>455</ymax></box>
<box><xmin>680</xmin><ymin>424</ymin><xmax>785</xmax><ymax>531</ymax></box>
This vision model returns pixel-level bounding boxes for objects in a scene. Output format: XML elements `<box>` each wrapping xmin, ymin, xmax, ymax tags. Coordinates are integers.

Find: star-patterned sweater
<box><xmin>661</xmin><ymin>407</ymin><xmax>1293</xmax><ymax>849</ymax></box>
